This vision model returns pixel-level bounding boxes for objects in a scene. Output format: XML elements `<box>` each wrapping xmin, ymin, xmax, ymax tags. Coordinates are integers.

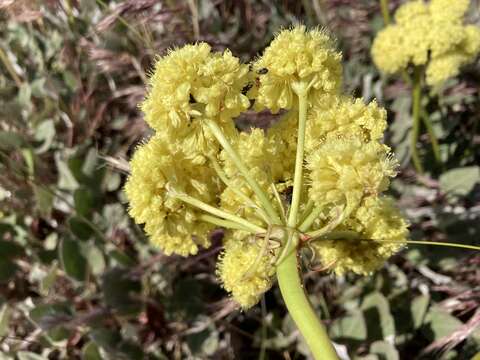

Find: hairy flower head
<box><xmin>306</xmin><ymin>94</ymin><xmax>387</xmax><ymax>151</ymax></box>
<box><xmin>311</xmin><ymin>197</ymin><xmax>408</xmax><ymax>275</ymax></box>
<box><xmin>217</xmin><ymin>235</ymin><xmax>276</xmax><ymax>308</ymax></box>
<box><xmin>142</xmin><ymin>43</ymin><xmax>251</xmax><ymax>157</ymax></box>
<box><xmin>307</xmin><ymin>138</ymin><xmax>397</xmax><ymax>215</ymax></box>
<box><xmin>124</xmin><ymin>135</ymin><xmax>221</xmax><ymax>256</ymax></box>
<box><xmin>252</xmin><ymin>26</ymin><xmax>342</xmax><ymax>113</ymax></box>
<box><xmin>371</xmin><ymin>0</ymin><xmax>480</xmax><ymax>86</ymax></box>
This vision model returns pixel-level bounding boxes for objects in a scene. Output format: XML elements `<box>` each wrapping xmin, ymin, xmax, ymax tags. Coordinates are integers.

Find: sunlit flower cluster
<box><xmin>126</xmin><ymin>26</ymin><xmax>408</xmax><ymax>308</ymax></box>
<box><xmin>372</xmin><ymin>0</ymin><xmax>480</xmax><ymax>86</ymax></box>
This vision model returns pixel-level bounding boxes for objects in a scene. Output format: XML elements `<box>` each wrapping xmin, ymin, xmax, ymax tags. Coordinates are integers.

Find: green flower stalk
<box><xmin>125</xmin><ymin>26</ymin><xmax>410</xmax><ymax>359</ymax></box>
<box><xmin>371</xmin><ymin>0</ymin><xmax>480</xmax><ymax>172</ymax></box>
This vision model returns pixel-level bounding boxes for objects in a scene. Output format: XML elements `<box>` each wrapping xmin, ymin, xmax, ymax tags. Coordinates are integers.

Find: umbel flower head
<box><xmin>371</xmin><ymin>0</ymin><xmax>480</xmax><ymax>86</ymax></box>
<box><xmin>252</xmin><ymin>25</ymin><xmax>343</xmax><ymax>112</ymax></box>
<box><xmin>142</xmin><ymin>43</ymin><xmax>251</xmax><ymax>159</ymax></box>
<box><xmin>124</xmin><ymin>134</ymin><xmax>221</xmax><ymax>256</ymax></box>
<box><xmin>125</xmin><ymin>26</ymin><xmax>409</xmax><ymax>309</ymax></box>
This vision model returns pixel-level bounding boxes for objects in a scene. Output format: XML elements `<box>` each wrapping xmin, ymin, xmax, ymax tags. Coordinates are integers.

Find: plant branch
<box><xmin>287</xmin><ymin>83</ymin><xmax>309</xmax><ymax>228</ymax></box>
<box><xmin>206</xmin><ymin>119</ymin><xmax>281</xmax><ymax>225</ymax></box>
<box><xmin>172</xmin><ymin>191</ymin><xmax>266</xmax><ymax>234</ymax></box>
<box><xmin>420</xmin><ymin>109</ymin><xmax>441</xmax><ymax>164</ymax></box>
<box><xmin>411</xmin><ymin>68</ymin><xmax>424</xmax><ymax>173</ymax></box>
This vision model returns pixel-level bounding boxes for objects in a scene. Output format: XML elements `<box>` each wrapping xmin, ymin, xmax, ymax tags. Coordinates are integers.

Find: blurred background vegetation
<box><xmin>1</xmin><ymin>0</ymin><xmax>480</xmax><ymax>359</ymax></box>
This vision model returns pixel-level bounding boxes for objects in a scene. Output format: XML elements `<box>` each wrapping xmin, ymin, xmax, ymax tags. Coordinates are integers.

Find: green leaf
<box><xmin>411</xmin><ymin>294</ymin><xmax>429</xmax><ymax>329</ymax></box>
<box><xmin>330</xmin><ymin>310</ymin><xmax>367</xmax><ymax>341</ymax></box>
<box><xmin>74</xmin><ymin>187</ymin><xmax>95</xmax><ymax>217</ymax></box>
<box><xmin>33</xmin><ymin>185</ymin><xmax>54</xmax><ymax>218</ymax></box>
<box><xmin>424</xmin><ymin>307</ymin><xmax>463</xmax><ymax>340</ymax></box>
<box><xmin>30</xmin><ymin>303</ymin><xmax>72</xmax><ymax>341</ymax></box>
<box><xmin>0</xmin><ymin>259</ymin><xmax>18</xmax><ymax>283</ymax></box>
<box><xmin>0</xmin><ymin>131</ymin><xmax>25</xmax><ymax>149</ymax></box>
<box><xmin>361</xmin><ymin>292</ymin><xmax>395</xmax><ymax>341</ymax></box>
<box><xmin>62</xmin><ymin>71</ymin><xmax>78</xmax><ymax>91</ymax></box>
<box><xmin>102</xmin><ymin>268</ymin><xmax>142</xmax><ymax>316</ymax></box>
<box><xmin>0</xmin><ymin>239</ymin><xmax>23</xmax><ymax>258</ymax></box>
<box><xmin>82</xmin><ymin>342</ymin><xmax>103</xmax><ymax>360</ymax></box>
<box><xmin>30</xmin><ymin>303</ymin><xmax>72</xmax><ymax>328</ymax></box>
<box><xmin>59</xmin><ymin>237</ymin><xmax>88</xmax><ymax>281</ymax></box>
<box><xmin>439</xmin><ymin>166</ymin><xmax>480</xmax><ymax>196</ymax></box>
<box><xmin>86</xmin><ymin>245</ymin><xmax>106</xmax><ymax>275</ymax></box>
<box><xmin>90</xmin><ymin>328</ymin><xmax>121</xmax><ymax>350</ymax></box>
<box><xmin>90</xmin><ymin>328</ymin><xmax>144</xmax><ymax>360</ymax></box>
<box><xmin>55</xmin><ymin>153</ymin><xmax>79</xmax><ymax>190</ymax></box>
<box><xmin>68</xmin><ymin>216</ymin><xmax>94</xmax><ymax>241</ymax></box>
<box><xmin>168</xmin><ymin>278</ymin><xmax>205</xmax><ymax>321</ymax></box>
<box><xmin>186</xmin><ymin>326</ymin><xmax>219</xmax><ymax>357</ymax></box>
<box><xmin>34</xmin><ymin>119</ymin><xmax>55</xmax><ymax>154</ymax></box>
<box><xmin>370</xmin><ymin>341</ymin><xmax>399</xmax><ymax>360</ymax></box>
<box><xmin>40</xmin><ymin>261</ymin><xmax>58</xmax><ymax>295</ymax></box>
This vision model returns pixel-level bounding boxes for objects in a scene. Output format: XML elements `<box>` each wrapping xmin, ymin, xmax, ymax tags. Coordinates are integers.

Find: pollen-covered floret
<box><xmin>307</xmin><ymin>138</ymin><xmax>398</xmax><ymax>215</ymax></box>
<box><xmin>142</xmin><ymin>43</ymin><xmax>251</xmax><ymax>157</ymax></box>
<box><xmin>124</xmin><ymin>135</ymin><xmax>221</xmax><ymax>256</ymax></box>
<box><xmin>217</xmin><ymin>235</ymin><xmax>277</xmax><ymax>308</ymax></box>
<box><xmin>371</xmin><ymin>0</ymin><xmax>480</xmax><ymax>86</ymax></box>
<box><xmin>311</xmin><ymin>197</ymin><xmax>408</xmax><ymax>275</ymax></box>
<box><xmin>252</xmin><ymin>25</ymin><xmax>342</xmax><ymax>113</ymax></box>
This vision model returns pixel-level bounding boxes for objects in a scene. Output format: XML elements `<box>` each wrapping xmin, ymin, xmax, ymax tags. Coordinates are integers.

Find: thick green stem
<box><xmin>206</xmin><ymin>120</ymin><xmax>281</xmax><ymax>225</ymax></box>
<box><xmin>276</xmin><ymin>82</ymin><xmax>338</xmax><ymax>360</ymax></box>
<box><xmin>276</xmin><ymin>233</ymin><xmax>339</xmax><ymax>360</ymax></box>
<box><xmin>411</xmin><ymin>69</ymin><xmax>424</xmax><ymax>173</ymax></box>
<box><xmin>288</xmin><ymin>84</ymin><xmax>308</xmax><ymax>228</ymax></box>
<box><xmin>380</xmin><ymin>0</ymin><xmax>390</xmax><ymax>25</ymax></box>
<box><xmin>420</xmin><ymin>110</ymin><xmax>441</xmax><ymax>164</ymax></box>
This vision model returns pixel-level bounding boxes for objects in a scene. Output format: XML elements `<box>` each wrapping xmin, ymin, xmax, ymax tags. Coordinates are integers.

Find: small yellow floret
<box><xmin>124</xmin><ymin>135</ymin><xmax>221</xmax><ymax>256</ymax></box>
<box><xmin>217</xmin><ymin>236</ymin><xmax>276</xmax><ymax>308</ymax></box>
<box><xmin>252</xmin><ymin>25</ymin><xmax>342</xmax><ymax>112</ymax></box>
<box><xmin>312</xmin><ymin>197</ymin><xmax>408</xmax><ymax>275</ymax></box>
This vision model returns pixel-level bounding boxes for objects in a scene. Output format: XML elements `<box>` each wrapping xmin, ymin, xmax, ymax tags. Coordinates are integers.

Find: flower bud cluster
<box><xmin>126</xmin><ymin>26</ymin><xmax>409</xmax><ymax>308</ymax></box>
<box><xmin>372</xmin><ymin>0</ymin><xmax>480</xmax><ymax>86</ymax></box>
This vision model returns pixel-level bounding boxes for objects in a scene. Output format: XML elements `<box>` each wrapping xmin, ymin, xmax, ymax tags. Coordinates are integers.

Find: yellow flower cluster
<box><xmin>126</xmin><ymin>26</ymin><xmax>408</xmax><ymax>308</ymax></box>
<box><xmin>142</xmin><ymin>43</ymin><xmax>251</xmax><ymax>158</ymax></box>
<box><xmin>252</xmin><ymin>26</ymin><xmax>342</xmax><ymax>112</ymax></box>
<box><xmin>124</xmin><ymin>135</ymin><xmax>221</xmax><ymax>256</ymax></box>
<box><xmin>312</xmin><ymin>197</ymin><xmax>409</xmax><ymax>275</ymax></box>
<box><xmin>307</xmin><ymin>139</ymin><xmax>397</xmax><ymax>216</ymax></box>
<box><xmin>217</xmin><ymin>235</ymin><xmax>277</xmax><ymax>308</ymax></box>
<box><xmin>372</xmin><ymin>0</ymin><xmax>480</xmax><ymax>86</ymax></box>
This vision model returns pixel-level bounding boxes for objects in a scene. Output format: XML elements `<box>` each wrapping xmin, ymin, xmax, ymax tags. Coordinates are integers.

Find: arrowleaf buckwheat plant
<box><xmin>125</xmin><ymin>25</ymin><xmax>409</xmax><ymax>359</ymax></box>
<box><xmin>372</xmin><ymin>0</ymin><xmax>480</xmax><ymax>173</ymax></box>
